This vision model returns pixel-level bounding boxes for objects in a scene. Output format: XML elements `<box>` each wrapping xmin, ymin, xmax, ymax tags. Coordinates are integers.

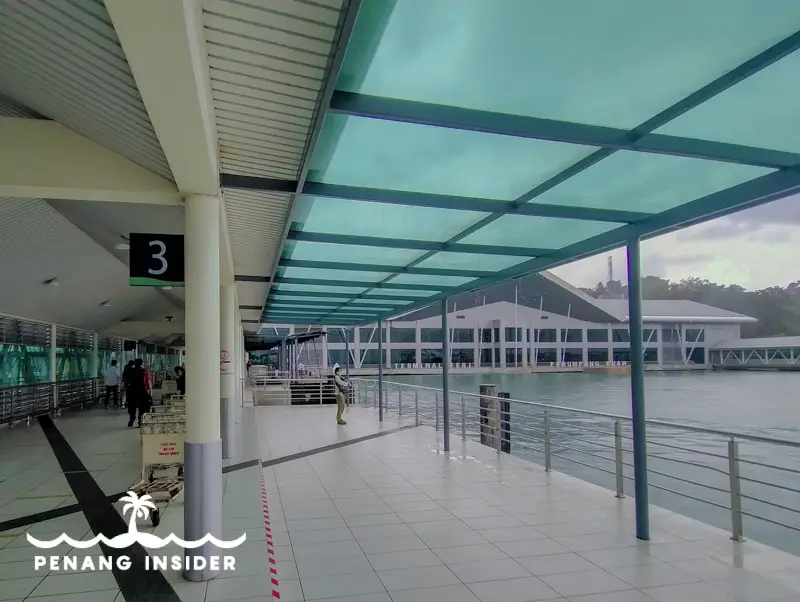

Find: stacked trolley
<box><xmin>124</xmin><ymin>393</ymin><xmax>186</xmax><ymax>526</ymax></box>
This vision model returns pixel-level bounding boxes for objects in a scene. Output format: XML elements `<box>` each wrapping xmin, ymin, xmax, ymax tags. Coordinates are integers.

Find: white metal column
<box><xmin>184</xmin><ymin>194</ymin><xmax>222</xmax><ymax>581</ymax></box>
<box><xmin>220</xmin><ymin>283</ymin><xmax>236</xmax><ymax>460</ymax></box>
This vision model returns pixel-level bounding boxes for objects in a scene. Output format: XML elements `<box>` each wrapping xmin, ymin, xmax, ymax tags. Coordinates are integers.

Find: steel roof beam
<box><xmin>270</xmin><ymin>290</ymin><xmax>418</xmax><ymax>301</ymax></box>
<box><xmin>106</xmin><ymin>0</ymin><xmax>219</xmax><ymax>194</ymax></box>
<box><xmin>329</xmin><ymin>91</ymin><xmax>800</xmax><ymax>170</ymax></box>
<box><xmin>268</xmin><ymin>300</ymin><xmax>399</xmax><ymax>310</ymax></box>
<box><xmin>278</xmin><ymin>259</ymin><xmax>492</xmax><ymax>279</ymax></box>
<box><xmin>220</xmin><ymin>174</ymin><xmax>646</xmax><ymax>223</ymax></box>
<box><xmin>285</xmin><ymin>230</ymin><xmax>552</xmax><ymax>256</ymax></box>
<box><xmin>274</xmin><ymin>277</ymin><xmax>448</xmax><ymax>292</ymax></box>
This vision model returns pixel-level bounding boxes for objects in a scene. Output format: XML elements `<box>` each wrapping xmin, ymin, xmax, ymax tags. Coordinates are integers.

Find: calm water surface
<box><xmin>391</xmin><ymin>371</ymin><xmax>800</xmax><ymax>555</ymax></box>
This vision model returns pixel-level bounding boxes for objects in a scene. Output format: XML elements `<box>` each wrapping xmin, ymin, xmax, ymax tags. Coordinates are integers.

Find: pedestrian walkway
<box><xmin>0</xmin><ymin>408</ymin><xmax>140</xmax><ymax>526</ymax></box>
<box><xmin>3</xmin><ymin>404</ymin><xmax>800</xmax><ymax>601</ymax></box>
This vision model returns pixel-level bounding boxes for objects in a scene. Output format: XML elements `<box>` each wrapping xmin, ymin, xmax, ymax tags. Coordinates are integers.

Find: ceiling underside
<box><xmin>0</xmin><ymin>198</ymin><xmax>181</xmax><ymax>343</ymax></box>
<box><xmin>0</xmin><ymin>0</ymin><xmax>172</xmax><ymax>179</ymax></box>
<box><xmin>0</xmin><ymin>0</ymin><xmax>350</xmax><ymax>339</ymax></box>
<box><xmin>224</xmin><ymin>0</ymin><xmax>800</xmax><ymax>326</ymax></box>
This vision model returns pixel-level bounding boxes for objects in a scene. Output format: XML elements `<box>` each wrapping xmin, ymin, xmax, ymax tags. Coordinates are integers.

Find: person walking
<box><xmin>127</xmin><ymin>358</ymin><xmax>149</xmax><ymax>427</ymax></box>
<box><xmin>333</xmin><ymin>365</ymin><xmax>349</xmax><ymax>425</ymax></box>
<box><xmin>174</xmin><ymin>365</ymin><xmax>186</xmax><ymax>395</ymax></box>
<box><xmin>121</xmin><ymin>360</ymin><xmax>134</xmax><ymax>409</ymax></box>
<box><xmin>104</xmin><ymin>360</ymin><xmax>120</xmax><ymax>409</ymax></box>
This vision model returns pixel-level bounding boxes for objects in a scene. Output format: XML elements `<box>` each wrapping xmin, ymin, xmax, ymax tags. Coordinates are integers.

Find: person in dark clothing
<box><xmin>127</xmin><ymin>358</ymin><xmax>150</xmax><ymax>428</ymax></box>
<box><xmin>121</xmin><ymin>360</ymin><xmax>134</xmax><ymax>408</ymax></box>
<box><xmin>174</xmin><ymin>366</ymin><xmax>186</xmax><ymax>395</ymax></box>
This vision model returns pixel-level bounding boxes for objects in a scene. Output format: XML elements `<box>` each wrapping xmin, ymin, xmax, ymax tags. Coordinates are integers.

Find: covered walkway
<box><xmin>1</xmin><ymin>0</ymin><xmax>800</xmax><ymax>599</ymax></box>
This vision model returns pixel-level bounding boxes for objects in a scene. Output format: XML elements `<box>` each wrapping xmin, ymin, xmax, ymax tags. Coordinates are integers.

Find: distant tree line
<box><xmin>580</xmin><ymin>277</ymin><xmax>800</xmax><ymax>338</ymax></box>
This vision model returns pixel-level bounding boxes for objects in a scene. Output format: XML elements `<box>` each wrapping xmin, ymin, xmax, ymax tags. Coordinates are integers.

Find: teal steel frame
<box><xmin>627</xmin><ymin>238</ymin><xmax>650</xmax><ymax>540</ymax></box>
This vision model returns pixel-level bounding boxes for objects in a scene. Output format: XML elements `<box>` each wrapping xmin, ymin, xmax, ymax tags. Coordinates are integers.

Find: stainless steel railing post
<box><xmin>615</xmin><ymin>420</ymin><xmax>625</xmax><ymax>498</ymax></box>
<box><xmin>435</xmin><ymin>392</ymin><xmax>439</xmax><ymax>431</ymax></box>
<box><xmin>728</xmin><ymin>437</ymin><xmax>745</xmax><ymax>542</ymax></box>
<box><xmin>461</xmin><ymin>396</ymin><xmax>466</xmax><ymax>440</ymax></box>
<box><xmin>495</xmin><ymin>398</ymin><xmax>501</xmax><ymax>453</ymax></box>
<box><xmin>544</xmin><ymin>410</ymin><xmax>552</xmax><ymax>472</ymax></box>
<box><xmin>415</xmin><ymin>390</ymin><xmax>419</xmax><ymax>426</ymax></box>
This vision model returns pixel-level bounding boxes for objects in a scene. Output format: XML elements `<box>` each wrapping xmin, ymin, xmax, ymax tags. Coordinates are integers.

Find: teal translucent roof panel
<box><xmin>368</xmin><ymin>289</ymin><xmax>437</xmax><ymax>298</ymax></box>
<box><xmin>254</xmin><ymin>0</ymin><xmax>800</xmax><ymax>329</ymax></box>
<box><xmin>272</xmin><ymin>284</ymin><xmax>368</xmax><ymax>295</ymax></box>
<box><xmin>391</xmin><ymin>274</ymin><xmax>476</xmax><ymax>287</ymax></box>
<box><xmin>269</xmin><ymin>296</ymin><xmax>353</xmax><ymax>304</ymax></box>
<box><xmin>460</xmin><ymin>216</ymin><xmax>620</xmax><ymax>249</ymax></box>
<box><xmin>340</xmin><ymin>0</ymin><xmax>800</xmax><ymax>129</ymax></box>
<box><xmin>310</xmin><ymin>114</ymin><xmax>596</xmax><ymax>200</ymax></box>
<box><xmin>269</xmin><ymin>302</ymin><xmax>341</xmax><ymax>309</ymax></box>
<box><xmin>358</xmin><ymin>298</ymin><xmax>413</xmax><ymax>305</ymax></box>
<box><xmin>416</xmin><ymin>252</ymin><xmax>526</xmax><ymax>272</ymax></box>
<box><xmin>286</xmin><ymin>241</ymin><xmax>424</xmax><ymax>266</ymax></box>
<box><xmin>279</xmin><ymin>267</ymin><xmax>388</xmax><ymax>283</ymax></box>
<box><xmin>293</xmin><ymin>196</ymin><xmax>487</xmax><ymax>241</ymax></box>
<box><xmin>656</xmin><ymin>53</ymin><xmax>800</xmax><ymax>154</ymax></box>
<box><xmin>529</xmin><ymin>152</ymin><xmax>772</xmax><ymax>213</ymax></box>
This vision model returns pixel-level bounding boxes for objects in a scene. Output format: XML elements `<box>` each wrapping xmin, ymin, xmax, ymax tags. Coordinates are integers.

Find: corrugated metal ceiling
<box><xmin>204</xmin><ymin>0</ymin><xmax>343</xmax><ymax>179</ymax></box>
<box><xmin>0</xmin><ymin>92</ymin><xmax>43</xmax><ymax>118</ymax></box>
<box><xmin>204</xmin><ymin>0</ymin><xmax>347</xmax><ymax>318</ymax></box>
<box><xmin>224</xmin><ymin>188</ymin><xmax>292</xmax><ymax>277</ymax></box>
<box><xmin>0</xmin><ymin>0</ymin><xmax>172</xmax><ymax>179</ymax></box>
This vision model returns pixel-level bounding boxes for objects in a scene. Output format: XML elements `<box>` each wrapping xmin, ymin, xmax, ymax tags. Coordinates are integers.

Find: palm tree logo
<box><xmin>28</xmin><ymin>489</ymin><xmax>247</xmax><ymax>550</ymax></box>
<box><xmin>119</xmin><ymin>491</ymin><xmax>156</xmax><ymax>535</ymax></box>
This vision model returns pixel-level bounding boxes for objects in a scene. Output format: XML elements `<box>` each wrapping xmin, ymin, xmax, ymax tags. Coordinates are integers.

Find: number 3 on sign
<box><xmin>149</xmin><ymin>240</ymin><xmax>167</xmax><ymax>276</ymax></box>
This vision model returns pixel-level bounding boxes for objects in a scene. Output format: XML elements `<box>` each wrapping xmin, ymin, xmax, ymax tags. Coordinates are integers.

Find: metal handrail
<box><xmin>0</xmin><ymin>377</ymin><xmax>101</xmax><ymax>426</ymax></box>
<box><xmin>359</xmin><ymin>378</ymin><xmax>800</xmax><ymax>450</ymax></box>
<box><xmin>352</xmin><ymin>377</ymin><xmax>800</xmax><ymax>548</ymax></box>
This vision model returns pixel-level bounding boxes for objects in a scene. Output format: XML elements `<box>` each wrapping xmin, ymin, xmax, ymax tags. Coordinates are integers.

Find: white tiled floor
<box><xmin>3</xmin><ymin>402</ymin><xmax>800</xmax><ymax>601</ymax></box>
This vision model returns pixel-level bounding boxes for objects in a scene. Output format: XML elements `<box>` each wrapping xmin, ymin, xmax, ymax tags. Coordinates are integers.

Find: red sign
<box><xmin>158</xmin><ymin>441</ymin><xmax>180</xmax><ymax>457</ymax></box>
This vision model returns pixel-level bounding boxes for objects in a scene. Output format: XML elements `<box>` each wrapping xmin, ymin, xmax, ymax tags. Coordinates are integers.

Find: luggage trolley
<box><xmin>125</xmin><ymin>395</ymin><xmax>186</xmax><ymax>527</ymax></box>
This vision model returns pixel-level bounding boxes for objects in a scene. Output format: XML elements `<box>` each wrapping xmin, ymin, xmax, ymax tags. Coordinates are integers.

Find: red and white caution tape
<box><xmin>258</xmin><ymin>460</ymin><xmax>280</xmax><ymax>599</ymax></box>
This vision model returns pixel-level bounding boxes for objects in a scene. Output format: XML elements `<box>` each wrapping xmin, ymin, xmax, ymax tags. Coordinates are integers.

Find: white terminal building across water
<box><xmin>261</xmin><ymin>271</ymin><xmax>766</xmax><ymax>373</ymax></box>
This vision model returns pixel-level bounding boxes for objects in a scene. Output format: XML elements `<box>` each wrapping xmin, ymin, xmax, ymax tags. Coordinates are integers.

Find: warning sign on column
<box><xmin>220</xmin><ymin>349</ymin><xmax>232</xmax><ymax>375</ymax></box>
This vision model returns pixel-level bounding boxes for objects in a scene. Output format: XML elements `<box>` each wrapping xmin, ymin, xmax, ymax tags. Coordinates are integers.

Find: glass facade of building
<box><xmin>391</xmin><ymin>349</ymin><xmax>416</xmax><ymax>364</ymax></box>
<box><xmin>451</xmin><ymin>328</ymin><xmax>474</xmax><ymax>343</ymax></box>
<box><xmin>391</xmin><ymin>327</ymin><xmax>416</xmax><ymax>343</ymax></box>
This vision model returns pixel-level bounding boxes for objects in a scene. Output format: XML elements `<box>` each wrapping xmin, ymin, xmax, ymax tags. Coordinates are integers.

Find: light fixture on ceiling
<box><xmin>43</xmin><ymin>277</ymin><xmax>59</xmax><ymax>286</ymax></box>
<box><xmin>100</xmin><ymin>301</ymin><xmax>111</xmax><ymax>307</ymax></box>
<box><xmin>115</xmin><ymin>243</ymin><xmax>130</xmax><ymax>250</ymax></box>
<box><xmin>162</xmin><ymin>286</ymin><xmax>173</xmax><ymax>290</ymax></box>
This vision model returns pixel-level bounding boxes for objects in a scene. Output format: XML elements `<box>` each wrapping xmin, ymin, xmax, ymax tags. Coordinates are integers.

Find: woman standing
<box><xmin>333</xmin><ymin>365</ymin><xmax>349</xmax><ymax>426</ymax></box>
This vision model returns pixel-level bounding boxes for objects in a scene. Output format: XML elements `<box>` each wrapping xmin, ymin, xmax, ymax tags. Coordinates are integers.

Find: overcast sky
<box><xmin>551</xmin><ymin>194</ymin><xmax>800</xmax><ymax>291</ymax></box>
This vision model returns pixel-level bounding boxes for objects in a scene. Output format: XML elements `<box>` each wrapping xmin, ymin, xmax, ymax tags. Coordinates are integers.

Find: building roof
<box><xmin>713</xmin><ymin>336</ymin><xmax>800</xmax><ymax>350</ymax></box>
<box><xmin>592</xmin><ymin>299</ymin><xmax>757</xmax><ymax>323</ymax></box>
<box><xmin>396</xmin><ymin>271</ymin><xmax>622</xmax><ymax>323</ymax></box>
<box><xmin>380</xmin><ymin>272</ymin><xmax>757</xmax><ymax>325</ymax></box>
